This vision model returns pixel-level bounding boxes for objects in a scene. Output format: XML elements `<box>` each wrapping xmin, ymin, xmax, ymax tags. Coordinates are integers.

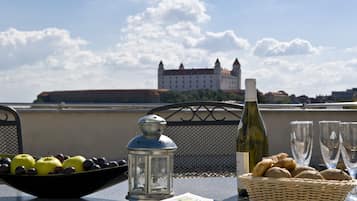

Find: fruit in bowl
<box><xmin>35</xmin><ymin>156</ymin><xmax>63</xmax><ymax>176</ymax></box>
<box><xmin>62</xmin><ymin>155</ymin><xmax>86</xmax><ymax>173</ymax></box>
<box><xmin>1</xmin><ymin>153</ymin><xmax>127</xmax><ymax>176</ymax></box>
<box><xmin>0</xmin><ymin>153</ymin><xmax>128</xmax><ymax>198</ymax></box>
<box><xmin>10</xmin><ymin>154</ymin><xmax>36</xmax><ymax>175</ymax></box>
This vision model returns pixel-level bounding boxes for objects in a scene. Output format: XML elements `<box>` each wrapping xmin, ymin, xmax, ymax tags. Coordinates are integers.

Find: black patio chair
<box><xmin>0</xmin><ymin>105</ymin><xmax>23</xmax><ymax>154</ymax></box>
<box><xmin>147</xmin><ymin>101</ymin><xmax>243</xmax><ymax>175</ymax></box>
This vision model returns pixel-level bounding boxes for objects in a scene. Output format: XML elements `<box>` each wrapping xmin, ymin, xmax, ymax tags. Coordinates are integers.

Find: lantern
<box><xmin>126</xmin><ymin>114</ymin><xmax>177</xmax><ymax>201</ymax></box>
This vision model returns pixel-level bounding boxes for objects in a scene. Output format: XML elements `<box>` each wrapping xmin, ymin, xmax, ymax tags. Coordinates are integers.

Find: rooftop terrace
<box><xmin>2</xmin><ymin>102</ymin><xmax>357</xmax><ymax>169</ymax></box>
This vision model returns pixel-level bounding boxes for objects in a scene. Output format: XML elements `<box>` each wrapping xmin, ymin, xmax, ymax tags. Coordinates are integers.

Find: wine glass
<box><xmin>340</xmin><ymin>122</ymin><xmax>357</xmax><ymax>178</ymax></box>
<box><xmin>290</xmin><ymin>121</ymin><xmax>313</xmax><ymax>166</ymax></box>
<box><xmin>340</xmin><ymin>122</ymin><xmax>357</xmax><ymax>201</ymax></box>
<box><xmin>319</xmin><ymin>121</ymin><xmax>341</xmax><ymax>169</ymax></box>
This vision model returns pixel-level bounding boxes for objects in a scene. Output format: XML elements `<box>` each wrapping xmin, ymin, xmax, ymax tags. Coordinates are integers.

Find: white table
<box><xmin>0</xmin><ymin>177</ymin><xmax>354</xmax><ymax>201</ymax></box>
<box><xmin>0</xmin><ymin>177</ymin><xmax>238</xmax><ymax>201</ymax></box>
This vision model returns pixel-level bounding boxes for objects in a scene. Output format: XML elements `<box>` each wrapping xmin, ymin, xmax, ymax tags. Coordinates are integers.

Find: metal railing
<box><xmin>261</xmin><ymin>102</ymin><xmax>357</xmax><ymax>109</ymax></box>
<box><xmin>1</xmin><ymin>101</ymin><xmax>356</xmax><ymax>173</ymax></box>
<box><xmin>0</xmin><ymin>102</ymin><xmax>164</xmax><ymax>111</ymax></box>
<box><xmin>1</xmin><ymin>101</ymin><xmax>357</xmax><ymax>110</ymax></box>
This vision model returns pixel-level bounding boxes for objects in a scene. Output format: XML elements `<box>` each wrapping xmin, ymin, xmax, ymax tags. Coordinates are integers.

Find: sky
<box><xmin>0</xmin><ymin>0</ymin><xmax>357</xmax><ymax>102</ymax></box>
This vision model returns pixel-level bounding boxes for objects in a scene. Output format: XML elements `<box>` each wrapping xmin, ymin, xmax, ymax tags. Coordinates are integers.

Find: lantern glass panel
<box><xmin>150</xmin><ymin>156</ymin><xmax>169</xmax><ymax>193</ymax></box>
<box><xmin>169</xmin><ymin>156</ymin><xmax>173</xmax><ymax>190</ymax></box>
<box><xmin>130</xmin><ymin>154</ymin><xmax>146</xmax><ymax>193</ymax></box>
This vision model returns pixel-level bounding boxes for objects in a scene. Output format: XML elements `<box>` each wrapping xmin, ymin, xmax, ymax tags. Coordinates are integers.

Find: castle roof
<box><xmin>163</xmin><ymin>68</ymin><xmax>215</xmax><ymax>75</ymax></box>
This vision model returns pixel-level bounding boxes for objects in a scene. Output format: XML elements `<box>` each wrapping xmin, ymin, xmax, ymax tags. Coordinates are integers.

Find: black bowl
<box><xmin>0</xmin><ymin>165</ymin><xmax>128</xmax><ymax>198</ymax></box>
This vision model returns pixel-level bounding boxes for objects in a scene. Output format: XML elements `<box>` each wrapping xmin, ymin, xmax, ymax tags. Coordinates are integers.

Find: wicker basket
<box><xmin>238</xmin><ymin>173</ymin><xmax>357</xmax><ymax>201</ymax></box>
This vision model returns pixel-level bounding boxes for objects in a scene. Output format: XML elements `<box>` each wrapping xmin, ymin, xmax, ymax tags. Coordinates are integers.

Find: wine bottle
<box><xmin>236</xmin><ymin>78</ymin><xmax>269</xmax><ymax>197</ymax></box>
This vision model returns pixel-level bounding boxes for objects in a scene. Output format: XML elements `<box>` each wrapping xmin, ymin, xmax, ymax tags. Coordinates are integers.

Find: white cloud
<box><xmin>116</xmin><ymin>0</ymin><xmax>248</xmax><ymax>68</ymax></box>
<box><xmin>166</xmin><ymin>22</ymin><xmax>202</xmax><ymax>47</ymax></box>
<box><xmin>0</xmin><ymin>28</ymin><xmax>87</xmax><ymax>69</ymax></box>
<box><xmin>0</xmin><ymin>27</ymin><xmax>150</xmax><ymax>101</ymax></box>
<box><xmin>133</xmin><ymin>0</ymin><xmax>210</xmax><ymax>24</ymax></box>
<box><xmin>195</xmin><ymin>30</ymin><xmax>250</xmax><ymax>51</ymax></box>
<box><xmin>345</xmin><ymin>59</ymin><xmax>357</xmax><ymax>68</ymax></box>
<box><xmin>253</xmin><ymin>38</ymin><xmax>318</xmax><ymax>57</ymax></box>
<box><xmin>345</xmin><ymin>47</ymin><xmax>357</xmax><ymax>53</ymax></box>
<box><xmin>244</xmin><ymin>57</ymin><xmax>357</xmax><ymax>96</ymax></box>
<box><xmin>117</xmin><ymin>0</ymin><xmax>211</xmax><ymax>67</ymax></box>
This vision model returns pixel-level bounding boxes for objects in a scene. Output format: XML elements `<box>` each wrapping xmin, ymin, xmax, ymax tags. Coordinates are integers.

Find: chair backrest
<box><xmin>147</xmin><ymin>101</ymin><xmax>242</xmax><ymax>174</ymax></box>
<box><xmin>0</xmin><ymin>105</ymin><xmax>23</xmax><ymax>154</ymax></box>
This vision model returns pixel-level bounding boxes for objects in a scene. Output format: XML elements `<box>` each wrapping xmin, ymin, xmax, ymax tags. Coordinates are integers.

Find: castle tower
<box><xmin>179</xmin><ymin>63</ymin><xmax>184</xmax><ymax>70</ymax></box>
<box><xmin>214</xmin><ymin>58</ymin><xmax>221</xmax><ymax>70</ymax></box>
<box><xmin>158</xmin><ymin>60</ymin><xmax>164</xmax><ymax>72</ymax></box>
<box><xmin>231</xmin><ymin>58</ymin><xmax>241</xmax><ymax>90</ymax></box>
<box><xmin>158</xmin><ymin>61</ymin><xmax>164</xmax><ymax>89</ymax></box>
<box><xmin>214</xmin><ymin>58</ymin><xmax>222</xmax><ymax>89</ymax></box>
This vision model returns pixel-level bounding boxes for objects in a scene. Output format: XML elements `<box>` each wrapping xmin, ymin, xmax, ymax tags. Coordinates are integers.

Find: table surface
<box><xmin>0</xmin><ymin>177</ymin><xmax>355</xmax><ymax>201</ymax></box>
<box><xmin>0</xmin><ymin>177</ymin><xmax>239</xmax><ymax>201</ymax></box>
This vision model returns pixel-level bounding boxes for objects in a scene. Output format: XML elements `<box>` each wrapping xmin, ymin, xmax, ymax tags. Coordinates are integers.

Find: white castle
<box><xmin>158</xmin><ymin>58</ymin><xmax>241</xmax><ymax>91</ymax></box>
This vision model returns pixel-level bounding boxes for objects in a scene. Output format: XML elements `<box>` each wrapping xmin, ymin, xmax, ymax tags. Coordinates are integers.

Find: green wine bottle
<box><xmin>236</xmin><ymin>78</ymin><xmax>269</xmax><ymax>197</ymax></box>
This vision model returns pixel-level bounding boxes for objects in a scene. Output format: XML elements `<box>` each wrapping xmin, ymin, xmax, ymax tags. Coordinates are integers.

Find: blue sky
<box><xmin>0</xmin><ymin>0</ymin><xmax>356</xmax><ymax>101</ymax></box>
<box><xmin>212</xmin><ymin>0</ymin><xmax>357</xmax><ymax>48</ymax></box>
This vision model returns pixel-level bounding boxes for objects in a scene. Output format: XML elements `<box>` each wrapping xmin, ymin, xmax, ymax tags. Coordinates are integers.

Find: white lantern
<box><xmin>126</xmin><ymin>114</ymin><xmax>177</xmax><ymax>201</ymax></box>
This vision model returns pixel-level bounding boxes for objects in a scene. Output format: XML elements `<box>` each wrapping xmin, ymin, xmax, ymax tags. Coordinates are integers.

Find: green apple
<box><xmin>10</xmin><ymin>154</ymin><xmax>36</xmax><ymax>175</ymax></box>
<box><xmin>35</xmin><ymin>156</ymin><xmax>62</xmax><ymax>176</ymax></box>
<box><xmin>62</xmin><ymin>155</ymin><xmax>86</xmax><ymax>173</ymax></box>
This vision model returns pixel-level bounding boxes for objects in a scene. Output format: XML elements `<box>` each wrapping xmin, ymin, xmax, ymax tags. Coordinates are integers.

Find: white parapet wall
<box><xmin>12</xmin><ymin>104</ymin><xmax>357</xmax><ymax>166</ymax></box>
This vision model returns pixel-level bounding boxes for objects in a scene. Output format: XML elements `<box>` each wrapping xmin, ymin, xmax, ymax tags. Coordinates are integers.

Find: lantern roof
<box><xmin>127</xmin><ymin>134</ymin><xmax>177</xmax><ymax>150</ymax></box>
<box><xmin>128</xmin><ymin>114</ymin><xmax>177</xmax><ymax>150</ymax></box>
<box><xmin>138</xmin><ymin>114</ymin><xmax>166</xmax><ymax>126</ymax></box>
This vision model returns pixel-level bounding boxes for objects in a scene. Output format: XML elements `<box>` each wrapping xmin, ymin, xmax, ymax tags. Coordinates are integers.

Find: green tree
<box><xmin>160</xmin><ymin>90</ymin><xmax>243</xmax><ymax>103</ymax></box>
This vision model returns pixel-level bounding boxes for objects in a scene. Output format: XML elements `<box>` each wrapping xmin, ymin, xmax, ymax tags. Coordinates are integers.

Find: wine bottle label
<box><xmin>236</xmin><ymin>152</ymin><xmax>249</xmax><ymax>176</ymax></box>
<box><xmin>236</xmin><ymin>152</ymin><xmax>249</xmax><ymax>190</ymax></box>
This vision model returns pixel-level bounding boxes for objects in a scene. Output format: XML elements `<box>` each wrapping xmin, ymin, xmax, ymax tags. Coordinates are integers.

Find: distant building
<box><xmin>296</xmin><ymin>95</ymin><xmax>312</xmax><ymax>104</ymax></box>
<box><xmin>264</xmin><ymin>90</ymin><xmax>289</xmax><ymax>103</ymax></box>
<box><xmin>158</xmin><ymin>58</ymin><xmax>241</xmax><ymax>91</ymax></box>
<box><xmin>331</xmin><ymin>88</ymin><xmax>357</xmax><ymax>101</ymax></box>
<box><xmin>36</xmin><ymin>89</ymin><xmax>167</xmax><ymax>103</ymax></box>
